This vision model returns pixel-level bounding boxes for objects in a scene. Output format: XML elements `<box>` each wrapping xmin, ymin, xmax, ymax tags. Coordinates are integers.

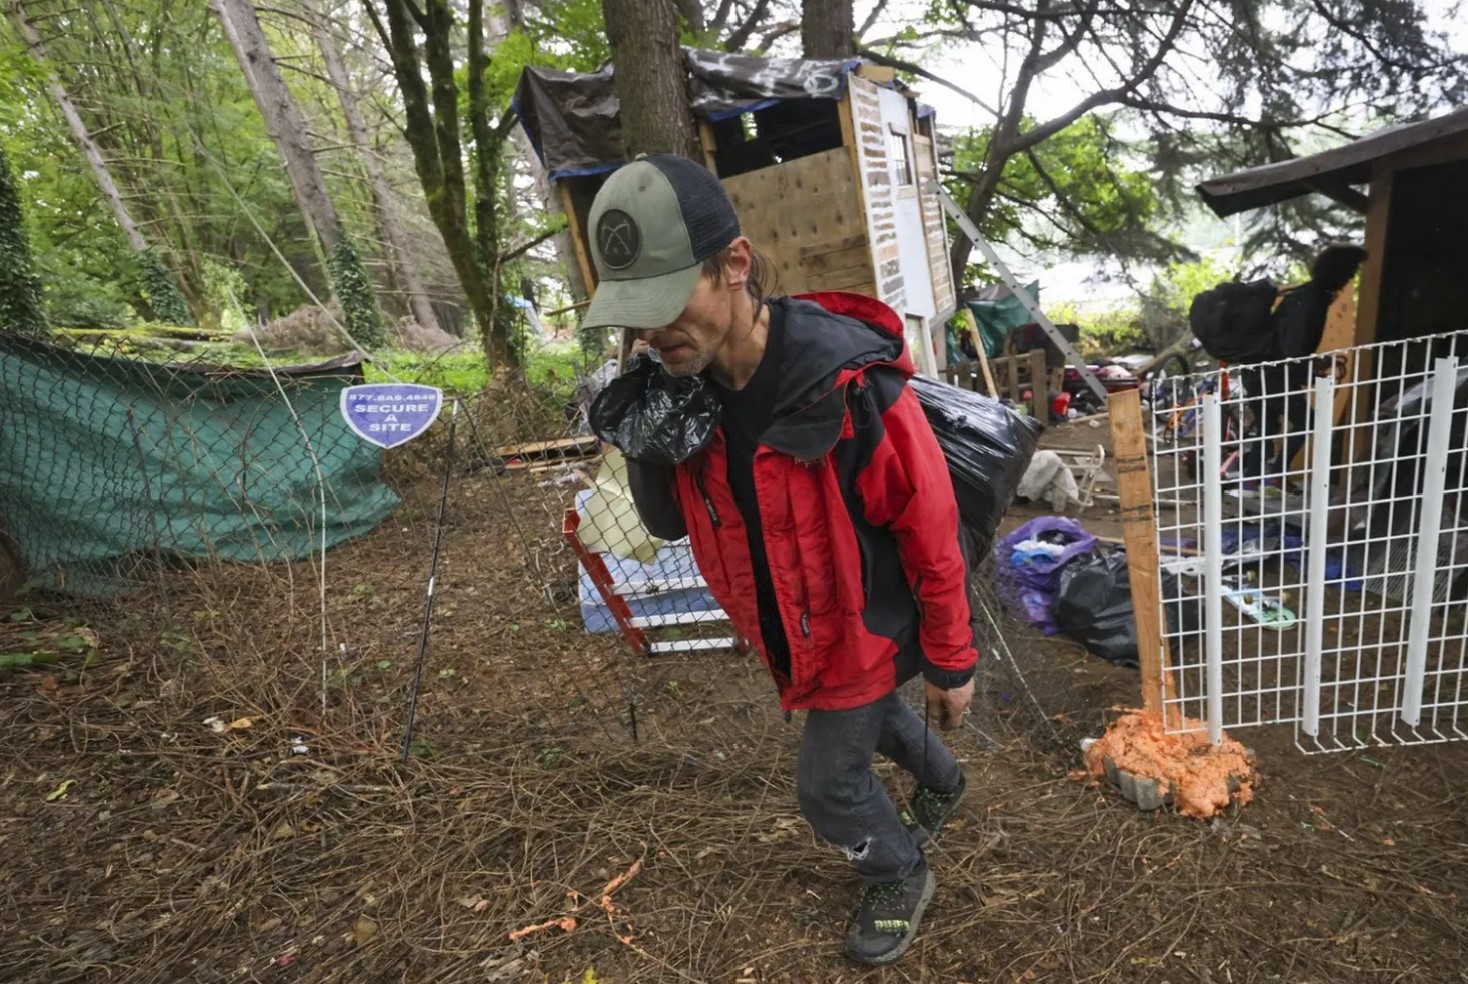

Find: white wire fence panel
<box><xmin>1145</xmin><ymin>329</ymin><xmax>1468</xmax><ymax>753</ymax></box>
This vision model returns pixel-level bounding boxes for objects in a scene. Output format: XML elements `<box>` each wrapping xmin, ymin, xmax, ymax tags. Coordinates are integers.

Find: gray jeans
<box><xmin>797</xmin><ymin>690</ymin><xmax>963</xmax><ymax>885</ymax></box>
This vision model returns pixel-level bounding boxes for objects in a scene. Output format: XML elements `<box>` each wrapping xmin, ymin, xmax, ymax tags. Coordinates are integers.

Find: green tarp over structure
<box><xmin>0</xmin><ymin>335</ymin><xmax>400</xmax><ymax>597</ymax></box>
<box><xmin>965</xmin><ymin>281</ymin><xmax>1041</xmax><ymax>358</ymax></box>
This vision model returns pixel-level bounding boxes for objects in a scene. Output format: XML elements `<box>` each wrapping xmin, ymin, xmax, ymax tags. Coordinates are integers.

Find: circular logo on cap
<box><xmin>596</xmin><ymin>208</ymin><xmax>641</xmax><ymax>271</ymax></box>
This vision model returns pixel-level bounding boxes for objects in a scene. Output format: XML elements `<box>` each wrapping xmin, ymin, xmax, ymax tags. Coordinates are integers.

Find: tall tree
<box><xmin>800</xmin><ymin>0</ymin><xmax>853</xmax><ymax>59</ymax></box>
<box><xmin>304</xmin><ymin>0</ymin><xmax>443</xmax><ymax>338</ymax></box>
<box><xmin>10</xmin><ymin>2</ymin><xmax>193</xmax><ymax>324</ymax></box>
<box><xmin>211</xmin><ymin>0</ymin><xmax>383</xmax><ymax>346</ymax></box>
<box><xmin>0</xmin><ymin>138</ymin><xmax>45</xmax><ymax>335</ymax></box>
<box><xmin>855</xmin><ymin>0</ymin><xmax>1468</xmax><ymax>282</ymax></box>
<box><xmin>601</xmin><ymin>0</ymin><xmax>700</xmax><ymax>159</ymax></box>
<box><xmin>365</xmin><ymin>0</ymin><xmax>521</xmax><ymax>365</ymax></box>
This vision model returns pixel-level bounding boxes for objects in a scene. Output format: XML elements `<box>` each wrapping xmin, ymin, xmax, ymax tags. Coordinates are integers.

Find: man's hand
<box><xmin>924</xmin><ymin>678</ymin><xmax>975</xmax><ymax>731</ymax></box>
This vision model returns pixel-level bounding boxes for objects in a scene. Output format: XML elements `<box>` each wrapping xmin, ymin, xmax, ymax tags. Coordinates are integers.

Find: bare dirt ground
<box><xmin>3</xmin><ymin>429</ymin><xmax>1467</xmax><ymax>984</ymax></box>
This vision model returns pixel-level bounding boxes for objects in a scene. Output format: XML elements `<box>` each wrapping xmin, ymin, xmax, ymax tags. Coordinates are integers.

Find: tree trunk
<box><xmin>801</xmin><ymin>0</ymin><xmax>854</xmax><ymax>59</ymax></box>
<box><xmin>11</xmin><ymin>6</ymin><xmax>148</xmax><ymax>253</ymax></box>
<box><xmin>212</xmin><ymin>0</ymin><xmax>341</xmax><ymax>250</ymax></box>
<box><xmin>372</xmin><ymin>0</ymin><xmax>509</xmax><ymax>363</ymax></box>
<box><xmin>307</xmin><ymin>0</ymin><xmax>442</xmax><ymax>336</ymax></box>
<box><xmin>602</xmin><ymin>0</ymin><xmax>700</xmax><ymax>159</ymax></box>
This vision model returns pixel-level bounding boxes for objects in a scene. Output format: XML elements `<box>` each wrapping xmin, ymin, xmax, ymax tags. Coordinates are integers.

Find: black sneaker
<box><xmin>903</xmin><ymin>773</ymin><xmax>967</xmax><ymax>842</ymax></box>
<box><xmin>845</xmin><ymin>865</ymin><xmax>936</xmax><ymax>966</ymax></box>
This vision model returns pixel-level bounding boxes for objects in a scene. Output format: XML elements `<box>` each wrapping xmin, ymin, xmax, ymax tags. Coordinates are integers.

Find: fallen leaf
<box><xmin>272</xmin><ymin>822</ymin><xmax>294</xmax><ymax>841</ymax></box>
<box><xmin>149</xmin><ymin>789</ymin><xmax>180</xmax><ymax>810</ymax></box>
<box><xmin>453</xmin><ymin>894</ymin><xmax>483</xmax><ymax>910</ymax></box>
<box><xmin>227</xmin><ymin>717</ymin><xmax>254</xmax><ymax>731</ymax></box>
<box><xmin>45</xmin><ymin>779</ymin><xmax>76</xmax><ymax>802</ymax></box>
<box><xmin>275</xmin><ymin>952</ymin><xmax>296</xmax><ymax>968</ymax></box>
<box><xmin>348</xmin><ymin>916</ymin><xmax>378</xmax><ymax>945</ymax></box>
<box><xmin>38</xmin><ymin>674</ymin><xmax>58</xmax><ymax>692</ymax></box>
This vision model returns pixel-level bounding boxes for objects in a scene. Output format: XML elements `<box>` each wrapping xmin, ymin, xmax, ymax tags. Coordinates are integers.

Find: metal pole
<box><xmin>401</xmin><ymin>398</ymin><xmax>460</xmax><ymax>762</ymax></box>
<box><xmin>1400</xmin><ymin>357</ymin><xmax>1457</xmax><ymax>728</ymax></box>
<box><xmin>1301</xmin><ymin>374</ymin><xmax>1337</xmax><ymax>739</ymax></box>
<box><xmin>1201</xmin><ymin>392</ymin><xmax>1225</xmax><ymax>744</ymax></box>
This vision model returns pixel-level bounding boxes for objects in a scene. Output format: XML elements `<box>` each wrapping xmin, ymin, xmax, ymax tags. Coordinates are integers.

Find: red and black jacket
<box><xmin>626</xmin><ymin>292</ymin><xmax>977</xmax><ymax>712</ymax></box>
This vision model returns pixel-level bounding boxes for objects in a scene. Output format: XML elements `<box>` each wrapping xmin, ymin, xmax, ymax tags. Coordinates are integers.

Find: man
<box><xmin>584</xmin><ymin>154</ymin><xmax>976</xmax><ymax>966</ymax></box>
<box><xmin>1240</xmin><ymin>244</ymin><xmax>1366</xmax><ymax>486</ymax></box>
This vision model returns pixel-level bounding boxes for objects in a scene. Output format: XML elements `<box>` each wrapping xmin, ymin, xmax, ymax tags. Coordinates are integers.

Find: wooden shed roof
<box><xmin>1196</xmin><ymin>107</ymin><xmax>1468</xmax><ymax>217</ymax></box>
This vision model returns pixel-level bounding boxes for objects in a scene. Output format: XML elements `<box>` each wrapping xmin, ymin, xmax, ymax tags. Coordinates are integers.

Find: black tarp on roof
<box><xmin>514</xmin><ymin>48</ymin><xmax>930</xmax><ymax>180</ymax></box>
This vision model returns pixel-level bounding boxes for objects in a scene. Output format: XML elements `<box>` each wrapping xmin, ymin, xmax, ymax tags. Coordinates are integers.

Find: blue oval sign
<box><xmin>340</xmin><ymin>383</ymin><xmax>445</xmax><ymax>449</ymax></box>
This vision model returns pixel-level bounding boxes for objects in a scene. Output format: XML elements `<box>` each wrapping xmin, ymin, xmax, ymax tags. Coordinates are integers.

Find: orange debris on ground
<box><xmin>1083</xmin><ymin>710</ymin><xmax>1257</xmax><ymax>819</ymax></box>
<box><xmin>505</xmin><ymin>854</ymin><xmax>645</xmax><ymax>944</ymax></box>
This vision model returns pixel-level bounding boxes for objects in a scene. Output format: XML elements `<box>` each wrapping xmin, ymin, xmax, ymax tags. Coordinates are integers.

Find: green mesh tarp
<box><xmin>0</xmin><ymin>335</ymin><xmax>400</xmax><ymax>597</ymax></box>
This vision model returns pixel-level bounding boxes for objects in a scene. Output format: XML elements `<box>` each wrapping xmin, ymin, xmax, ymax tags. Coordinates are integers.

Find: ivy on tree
<box><xmin>137</xmin><ymin>248</ymin><xmax>194</xmax><ymax>326</ymax></box>
<box><xmin>0</xmin><ymin>140</ymin><xmax>47</xmax><ymax>337</ymax></box>
<box><xmin>328</xmin><ymin>236</ymin><xmax>385</xmax><ymax>349</ymax></box>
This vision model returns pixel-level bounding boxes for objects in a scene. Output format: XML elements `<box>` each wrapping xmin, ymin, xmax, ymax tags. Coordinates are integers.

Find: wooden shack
<box><xmin>1198</xmin><ymin>106</ymin><xmax>1468</xmax><ymax>463</ymax></box>
<box><xmin>514</xmin><ymin>52</ymin><xmax>956</xmax><ymax>375</ymax></box>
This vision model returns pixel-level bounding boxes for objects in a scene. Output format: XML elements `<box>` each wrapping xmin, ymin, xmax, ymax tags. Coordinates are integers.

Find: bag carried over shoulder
<box><xmin>1187</xmin><ymin>279</ymin><xmax>1278</xmax><ymax>363</ymax></box>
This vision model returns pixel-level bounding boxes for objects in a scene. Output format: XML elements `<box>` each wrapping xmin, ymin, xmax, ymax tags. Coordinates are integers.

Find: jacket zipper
<box><xmin>694</xmin><ymin>468</ymin><xmax>721</xmax><ymax>529</ymax></box>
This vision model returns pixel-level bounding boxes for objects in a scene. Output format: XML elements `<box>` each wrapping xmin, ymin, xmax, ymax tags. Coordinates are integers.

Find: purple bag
<box><xmin>995</xmin><ymin>517</ymin><xmax>1097</xmax><ymax>633</ymax></box>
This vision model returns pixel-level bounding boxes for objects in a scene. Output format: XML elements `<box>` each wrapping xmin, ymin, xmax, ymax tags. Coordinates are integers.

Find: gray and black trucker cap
<box><xmin>581</xmin><ymin>154</ymin><xmax>741</xmax><ymax>330</ymax></box>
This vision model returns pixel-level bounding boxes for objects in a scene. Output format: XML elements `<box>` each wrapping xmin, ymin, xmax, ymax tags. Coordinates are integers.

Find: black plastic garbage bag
<box><xmin>589</xmin><ymin>355</ymin><xmax>722</xmax><ymax>466</ymax></box>
<box><xmin>910</xmin><ymin>376</ymin><xmax>1043</xmax><ymax>559</ymax></box>
<box><xmin>1054</xmin><ymin>549</ymin><xmax>1138</xmax><ymax>667</ymax></box>
<box><xmin>1055</xmin><ymin>549</ymin><xmax>1200</xmax><ymax>668</ymax></box>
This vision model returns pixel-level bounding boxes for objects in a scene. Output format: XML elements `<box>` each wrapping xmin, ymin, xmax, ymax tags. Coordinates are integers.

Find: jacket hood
<box><xmin>756</xmin><ymin>292</ymin><xmax>913</xmax><ymax>459</ymax></box>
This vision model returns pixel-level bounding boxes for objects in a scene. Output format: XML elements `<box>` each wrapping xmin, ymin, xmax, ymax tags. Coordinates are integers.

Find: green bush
<box><xmin>0</xmin><ymin>140</ymin><xmax>46</xmax><ymax>336</ymax></box>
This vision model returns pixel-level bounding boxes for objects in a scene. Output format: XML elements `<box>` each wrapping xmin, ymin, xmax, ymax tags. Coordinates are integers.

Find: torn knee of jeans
<box><xmin>838</xmin><ymin>837</ymin><xmax>872</xmax><ymax>862</ymax></box>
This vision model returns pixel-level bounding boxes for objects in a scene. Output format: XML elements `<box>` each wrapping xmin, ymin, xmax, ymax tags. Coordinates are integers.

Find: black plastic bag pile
<box><xmin>909</xmin><ymin>376</ymin><xmax>1042</xmax><ymax>559</ymax></box>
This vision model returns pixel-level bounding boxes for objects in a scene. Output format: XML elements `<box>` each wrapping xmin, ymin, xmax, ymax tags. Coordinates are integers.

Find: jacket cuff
<box><xmin>921</xmin><ymin>661</ymin><xmax>975</xmax><ymax>690</ymax></box>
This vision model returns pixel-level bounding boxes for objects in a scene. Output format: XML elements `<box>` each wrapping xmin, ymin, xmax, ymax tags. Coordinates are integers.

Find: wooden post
<box><xmin>959</xmin><ymin>307</ymin><xmax>999</xmax><ymax>397</ymax></box>
<box><xmin>1108</xmin><ymin>388</ymin><xmax>1178</xmax><ymax>725</ymax></box>
<box><xmin>1289</xmin><ymin>285</ymin><xmax>1356</xmax><ymax>472</ymax></box>
<box><xmin>1348</xmin><ymin>166</ymin><xmax>1392</xmax><ymax>464</ymax></box>
<box><xmin>698</xmin><ymin>121</ymin><xmax>718</xmax><ymax>174</ymax></box>
<box><xmin>1027</xmin><ymin>349</ymin><xmax>1048</xmax><ymax>416</ymax></box>
<box><xmin>557</xmin><ymin>182</ymin><xmax>598</xmax><ymax>296</ymax></box>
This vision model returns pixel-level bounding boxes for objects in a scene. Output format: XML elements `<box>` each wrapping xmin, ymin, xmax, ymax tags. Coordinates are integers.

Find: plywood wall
<box><xmin>721</xmin><ymin>147</ymin><xmax>875</xmax><ymax>296</ymax></box>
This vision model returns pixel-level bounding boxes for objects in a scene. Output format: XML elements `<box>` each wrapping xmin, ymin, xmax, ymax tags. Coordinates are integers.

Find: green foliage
<box><xmin>1050</xmin><ymin>303</ymin><xmax>1145</xmax><ymax>359</ymax></box>
<box><xmin>39</xmin><ymin>272</ymin><xmax>132</xmax><ymax>329</ymax></box>
<box><xmin>522</xmin><ymin>344</ymin><xmax>584</xmax><ymax>403</ymax></box>
<box><xmin>137</xmin><ymin>248</ymin><xmax>194</xmax><ymax>326</ymax></box>
<box><xmin>367</xmin><ymin>350</ymin><xmax>489</xmax><ymax>395</ymax></box>
<box><xmin>199</xmin><ymin>258</ymin><xmax>251</xmax><ymax>335</ymax></box>
<box><xmin>327</xmin><ymin>236</ymin><xmax>384</xmax><ymax>349</ymax></box>
<box><xmin>1137</xmin><ymin>255</ymin><xmax>1237</xmax><ymax>348</ymax></box>
<box><xmin>0</xmin><ymin>140</ymin><xmax>47</xmax><ymax>336</ymax></box>
<box><xmin>947</xmin><ymin>115</ymin><xmax>1178</xmax><ymax>282</ymax></box>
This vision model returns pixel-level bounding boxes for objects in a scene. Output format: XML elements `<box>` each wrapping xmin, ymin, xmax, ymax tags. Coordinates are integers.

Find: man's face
<box><xmin>638</xmin><ymin>241</ymin><xmax>750</xmax><ymax>377</ymax></box>
<box><xmin>639</xmin><ymin>272</ymin><xmax>735</xmax><ymax>377</ymax></box>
